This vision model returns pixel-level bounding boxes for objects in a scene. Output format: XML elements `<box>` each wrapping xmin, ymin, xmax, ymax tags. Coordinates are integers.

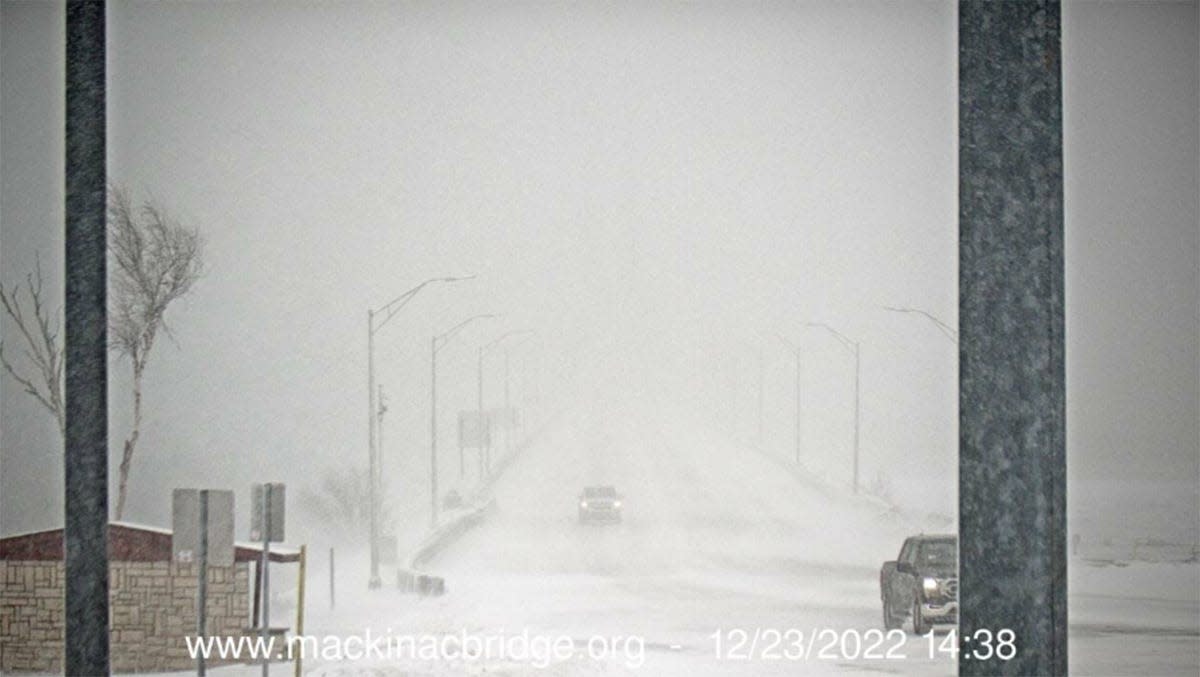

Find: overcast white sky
<box><xmin>1</xmin><ymin>1</ymin><xmax>1195</xmax><ymax>541</ymax></box>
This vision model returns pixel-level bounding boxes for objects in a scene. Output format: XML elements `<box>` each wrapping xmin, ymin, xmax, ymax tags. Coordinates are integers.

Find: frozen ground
<box><xmin>128</xmin><ymin>398</ymin><xmax>1196</xmax><ymax>676</ymax></box>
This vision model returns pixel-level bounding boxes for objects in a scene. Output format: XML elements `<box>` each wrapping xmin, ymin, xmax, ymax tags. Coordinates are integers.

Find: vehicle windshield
<box><xmin>584</xmin><ymin>487</ymin><xmax>616</xmax><ymax>497</ymax></box>
<box><xmin>917</xmin><ymin>540</ymin><xmax>957</xmax><ymax>567</ymax></box>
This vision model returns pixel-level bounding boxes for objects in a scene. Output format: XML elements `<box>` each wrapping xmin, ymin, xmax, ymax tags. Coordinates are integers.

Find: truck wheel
<box><xmin>911</xmin><ymin>596</ymin><xmax>929</xmax><ymax>634</ymax></box>
<box><xmin>883</xmin><ymin>599</ymin><xmax>901</xmax><ymax>630</ymax></box>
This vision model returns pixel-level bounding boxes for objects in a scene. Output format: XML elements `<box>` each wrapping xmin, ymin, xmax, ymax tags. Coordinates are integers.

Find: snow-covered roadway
<box><xmin>262</xmin><ymin>394</ymin><xmax>1196</xmax><ymax>676</ymax></box>
<box><xmin>405</xmin><ymin>395</ymin><xmax>955</xmax><ymax>675</ymax></box>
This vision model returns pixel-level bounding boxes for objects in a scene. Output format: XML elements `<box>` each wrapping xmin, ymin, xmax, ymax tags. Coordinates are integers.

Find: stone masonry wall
<box><xmin>1</xmin><ymin>560</ymin><xmax>251</xmax><ymax>673</ymax></box>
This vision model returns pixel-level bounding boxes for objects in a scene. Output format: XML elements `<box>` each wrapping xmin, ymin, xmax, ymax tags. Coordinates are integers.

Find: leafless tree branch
<box><xmin>0</xmin><ymin>254</ymin><xmax>65</xmax><ymax>438</ymax></box>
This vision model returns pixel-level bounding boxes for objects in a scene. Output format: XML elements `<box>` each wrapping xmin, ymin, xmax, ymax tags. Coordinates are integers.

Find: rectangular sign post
<box><xmin>197</xmin><ymin>491</ymin><xmax>209</xmax><ymax>677</ymax></box>
<box><xmin>251</xmin><ymin>483</ymin><xmax>285</xmax><ymax>677</ymax></box>
<box><xmin>171</xmin><ymin>488</ymin><xmax>234</xmax><ymax>677</ymax></box>
<box><xmin>173</xmin><ymin>489</ymin><xmax>235</xmax><ymax>566</ymax></box>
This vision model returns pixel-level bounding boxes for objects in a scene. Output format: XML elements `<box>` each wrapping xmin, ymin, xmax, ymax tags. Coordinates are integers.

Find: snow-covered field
<box><xmin>123</xmin><ymin>399</ymin><xmax>1197</xmax><ymax>676</ymax></box>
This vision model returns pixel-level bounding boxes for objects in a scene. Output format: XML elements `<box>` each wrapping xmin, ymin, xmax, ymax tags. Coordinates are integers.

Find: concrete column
<box><xmin>64</xmin><ymin>1</ymin><xmax>110</xmax><ymax>674</ymax></box>
<box><xmin>959</xmin><ymin>1</ymin><xmax>1067</xmax><ymax>674</ymax></box>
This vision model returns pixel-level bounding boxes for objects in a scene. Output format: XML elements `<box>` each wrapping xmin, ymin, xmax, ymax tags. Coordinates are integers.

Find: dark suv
<box><xmin>578</xmin><ymin>486</ymin><xmax>622</xmax><ymax>524</ymax></box>
<box><xmin>880</xmin><ymin>534</ymin><xmax>958</xmax><ymax>633</ymax></box>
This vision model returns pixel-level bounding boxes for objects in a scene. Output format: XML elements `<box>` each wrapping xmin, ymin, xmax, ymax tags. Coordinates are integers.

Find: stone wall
<box><xmin>1</xmin><ymin>560</ymin><xmax>251</xmax><ymax>673</ymax></box>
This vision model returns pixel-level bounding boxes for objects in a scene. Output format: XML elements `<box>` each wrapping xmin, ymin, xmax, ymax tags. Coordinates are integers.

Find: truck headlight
<box><xmin>580</xmin><ymin>501</ymin><xmax>588</xmax><ymax>508</ymax></box>
<box><xmin>613</xmin><ymin>500</ymin><xmax>622</xmax><ymax>508</ymax></box>
<box><xmin>922</xmin><ymin>577</ymin><xmax>938</xmax><ymax>594</ymax></box>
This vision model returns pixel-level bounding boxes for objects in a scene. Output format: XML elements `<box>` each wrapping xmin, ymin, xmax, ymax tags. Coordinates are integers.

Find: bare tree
<box><xmin>300</xmin><ymin>467</ymin><xmax>397</xmax><ymax>546</ymax></box>
<box><xmin>108</xmin><ymin>187</ymin><xmax>205</xmax><ymax>519</ymax></box>
<box><xmin>0</xmin><ymin>255</ymin><xmax>65</xmax><ymax>438</ymax></box>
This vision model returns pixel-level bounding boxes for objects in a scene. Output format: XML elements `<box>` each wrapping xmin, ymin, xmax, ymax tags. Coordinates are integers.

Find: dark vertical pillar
<box><xmin>64</xmin><ymin>1</ymin><xmax>109</xmax><ymax>675</ymax></box>
<box><xmin>959</xmin><ymin>1</ymin><xmax>1066</xmax><ymax>675</ymax></box>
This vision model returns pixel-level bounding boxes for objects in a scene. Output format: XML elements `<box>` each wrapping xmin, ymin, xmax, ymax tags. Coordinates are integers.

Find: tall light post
<box><xmin>365</xmin><ymin>275</ymin><xmax>472</xmax><ymax>589</ymax></box>
<box><xmin>377</xmin><ymin>385</ymin><xmax>387</xmax><ymax>477</ymax></box>
<box><xmin>431</xmin><ymin>314</ymin><xmax>497</xmax><ymax>528</ymax></box>
<box><xmin>806</xmin><ymin>322</ymin><xmax>861</xmax><ymax>494</ymax></box>
<box><xmin>478</xmin><ymin>330</ymin><xmax>533</xmax><ymax>477</ymax></box>
<box><xmin>776</xmin><ymin>334</ymin><xmax>803</xmax><ymax>465</ymax></box>
<box><xmin>756</xmin><ymin>347</ymin><xmax>765</xmax><ymax>449</ymax></box>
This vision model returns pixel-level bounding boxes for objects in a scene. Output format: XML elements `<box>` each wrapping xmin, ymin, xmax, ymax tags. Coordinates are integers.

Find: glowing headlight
<box><xmin>613</xmin><ymin>500</ymin><xmax>622</xmax><ymax>508</ymax></box>
<box><xmin>922</xmin><ymin>577</ymin><xmax>939</xmax><ymax>594</ymax></box>
<box><xmin>580</xmin><ymin>501</ymin><xmax>588</xmax><ymax>508</ymax></box>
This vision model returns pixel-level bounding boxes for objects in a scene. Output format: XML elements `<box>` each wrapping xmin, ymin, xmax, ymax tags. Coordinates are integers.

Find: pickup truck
<box><xmin>880</xmin><ymin>534</ymin><xmax>958</xmax><ymax>633</ymax></box>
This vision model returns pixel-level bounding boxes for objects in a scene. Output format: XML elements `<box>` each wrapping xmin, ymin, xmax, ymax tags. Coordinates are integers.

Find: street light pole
<box><xmin>504</xmin><ymin>349</ymin><xmax>511</xmax><ymax>456</ymax></box>
<box><xmin>852</xmin><ymin>341</ymin><xmax>860</xmax><ymax>494</ymax></box>
<box><xmin>477</xmin><ymin>330</ymin><xmax>533</xmax><ymax>476</ymax></box>
<box><xmin>430</xmin><ymin>337</ymin><xmax>439</xmax><ymax>528</ymax></box>
<box><xmin>882</xmin><ymin>305</ymin><xmax>958</xmax><ymax>344</ymax></box>
<box><xmin>366</xmin><ymin>309</ymin><xmax>377</xmax><ymax>586</ymax></box>
<box><xmin>365</xmin><ymin>275</ymin><xmax>472</xmax><ymax>589</ymax></box>
<box><xmin>757</xmin><ymin>348</ymin><xmax>764</xmax><ymax>450</ymax></box>
<box><xmin>477</xmin><ymin>344</ymin><xmax>485</xmax><ymax>479</ymax></box>
<box><xmin>377</xmin><ymin>385</ymin><xmax>387</xmax><ymax>478</ymax></box>
<box><xmin>431</xmin><ymin>314</ymin><xmax>497</xmax><ymax>527</ymax></box>
<box><xmin>776</xmin><ymin>335</ymin><xmax>802</xmax><ymax>465</ymax></box>
<box><xmin>806</xmin><ymin>322</ymin><xmax>862</xmax><ymax>494</ymax></box>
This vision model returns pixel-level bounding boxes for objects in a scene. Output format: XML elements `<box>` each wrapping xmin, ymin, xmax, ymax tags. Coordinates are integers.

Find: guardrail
<box><xmin>395</xmin><ymin>408</ymin><xmax>567</xmax><ymax>596</ymax></box>
<box><xmin>1073</xmin><ymin>535</ymin><xmax>1199</xmax><ymax>564</ymax></box>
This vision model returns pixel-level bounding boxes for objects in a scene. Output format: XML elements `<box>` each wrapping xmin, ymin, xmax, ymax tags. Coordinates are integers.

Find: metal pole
<box><xmin>852</xmin><ymin>343</ymin><xmax>860</xmax><ymax>494</ymax></box>
<box><xmin>756</xmin><ymin>349</ymin><xmax>764</xmax><ymax>449</ymax></box>
<box><xmin>293</xmin><ymin>544</ymin><xmax>306</xmax><ymax>677</ymax></box>
<box><xmin>478</xmin><ymin>346</ymin><xmax>487</xmax><ymax>475</ymax></box>
<box><xmin>367</xmin><ymin>311</ymin><xmax>380</xmax><ymax>589</ymax></box>
<box><xmin>504</xmin><ymin>349</ymin><xmax>511</xmax><ymax>457</ymax></box>
<box><xmin>430</xmin><ymin>337</ymin><xmax>439</xmax><ymax>528</ymax></box>
<box><xmin>260</xmin><ymin>484</ymin><xmax>271</xmax><ymax>677</ymax></box>
<box><xmin>197</xmin><ymin>490</ymin><xmax>209</xmax><ymax>676</ymax></box>
<box><xmin>64</xmin><ymin>2</ymin><xmax>109</xmax><ymax>674</ymax></box>
<box><xmin>377</xmin><ymin>384</ymin><xmax>385</xmax><ymax>479</ymax></box>
<box><xmin>794</xmin><ymin>349</ymin><xmax>802</xmax><ymax>464</ymax></box>
<box><xmin>959</xmin><ymin>3</ymin><xmax>1066</xmax><ymax>672</ymax></box>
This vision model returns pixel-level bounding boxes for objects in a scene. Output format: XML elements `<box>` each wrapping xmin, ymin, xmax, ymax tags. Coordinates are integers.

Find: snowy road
<box><xmin>406</xmin><ymin>397</ymin><xmax>956</xmax><ymax>675</ymax></box>
<box><xmin>278</xmin><ymin>397</ymin><xmax>1197</xmax><ymax>676</ymax></box>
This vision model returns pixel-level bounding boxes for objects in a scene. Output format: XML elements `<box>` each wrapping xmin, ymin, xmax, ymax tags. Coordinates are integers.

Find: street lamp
<box><xmin>805</xmin><ymin>322</ymin><xmax>862</xmax><ymax>494</ymax></box>
<box><xmin>365</xmin><ymin>275</ymin><xmax>472</xmax><ymax>589</ymax></box>
<box><xmin>882</xmin><ymin>305</ymin><xmax>958</xmax><ymax>344</ymax></box>
<box><xmin>478</xmin><ymin>330</ymin><xmax>533</xmax><ymax>477</ymax></box>
<box><xmin>431</xmin><ymin>314</ymin><xmax>497</xmax><ymax>528</ymax></box>
<box><xmin>776</xmin><ymin>334</ymin><xmax>803</xmax><ymax>465</ymax></box>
